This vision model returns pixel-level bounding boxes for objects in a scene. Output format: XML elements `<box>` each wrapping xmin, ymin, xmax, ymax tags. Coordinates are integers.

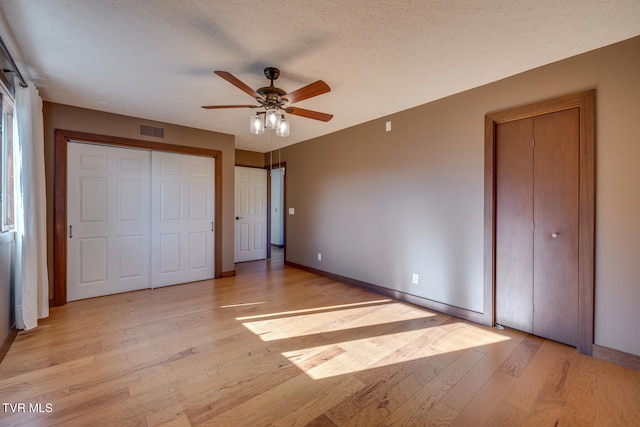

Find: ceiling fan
<box><xmin>202</xmin><ymin>67</ymin><xmax>333</xmax><ymax>124</ymax></box>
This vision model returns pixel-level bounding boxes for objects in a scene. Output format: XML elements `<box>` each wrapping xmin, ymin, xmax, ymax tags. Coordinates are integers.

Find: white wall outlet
<box><xmin>386</xmin><ymin>121</ymin><xmax>392</xmax><ymax>132</ymax></box>
<box><xmin>288</xmin><ymin>207</ymin><xmax>295</xmax><ymax>215</ymax></box>
<box><xmin>318</xmin><ymin>253</ymin><xmax>322</xmax><ymax>261</ymax></box>
<box><xmin>412</xmin><ymin>273</ymin><xmax>419</xmax><ymax>284</ymax></box>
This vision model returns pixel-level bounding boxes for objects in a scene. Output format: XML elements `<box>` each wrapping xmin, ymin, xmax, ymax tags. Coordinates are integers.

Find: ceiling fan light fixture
<box><xmin>265</xmin><ymin>108</ymin><xmax>281</xmax><ymax>129</ymax></box>
<box><xmin>206</xmin><ymin>67</ymin><xmax>331</xmax><ymax>138</ymax></box>
<box><xmin>276</xmin><ymin>115</ymin><xmax>290</xmax><ymax>137</ymax></box>
<box><xmin>250</xmin><ymin>114</ymin><xmax>264</xmax><ymax>134</ymax></box>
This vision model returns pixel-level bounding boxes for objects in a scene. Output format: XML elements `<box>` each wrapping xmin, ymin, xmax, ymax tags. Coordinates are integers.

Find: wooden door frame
<box><xmin>483</xmin><ymin>90</ymin><xmax>595</xmax><ymax>355</ymax></box>
<box><xmin>53</xmin><ymin>129</ymin><xmax>223</xmax><ymax>306</ymax></box>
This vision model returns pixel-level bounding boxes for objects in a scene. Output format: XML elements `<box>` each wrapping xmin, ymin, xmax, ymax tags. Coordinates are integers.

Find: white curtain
<box><xmin>13</xmin><ymin>78</ymin><xmax>49</xmax><ymax>330</ymax></box>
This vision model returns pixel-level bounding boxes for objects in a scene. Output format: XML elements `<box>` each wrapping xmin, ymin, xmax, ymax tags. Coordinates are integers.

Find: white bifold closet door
<box><xmin>67</xmin><ymin>142</ymin><xmax>151</xmax><ymax>301</ymax></box>
<box><xmin>67</xmin><ymin>142</ymin><xmax>215</xmax><ymax>301</ymax></box>
<box><xmin>151</xmin><ymin>151</ymin><xmax>215</xmax><ymax>288</ymax></box>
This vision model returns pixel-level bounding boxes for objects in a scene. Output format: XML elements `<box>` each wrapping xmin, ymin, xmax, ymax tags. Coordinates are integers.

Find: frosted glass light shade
<box><xmin>250</xmin><ymin>114</ymin><xmax>264</xmax><ymax>134</ymax></box>
<box><xmin>276</xmin><ymin>116</ymin><xmax>290</xmax><ymax>137</ymax></box>
<box><xmin>265</xmin><ymin>109</ymin><xmax>281</xmax><ymax>129</ymax></box>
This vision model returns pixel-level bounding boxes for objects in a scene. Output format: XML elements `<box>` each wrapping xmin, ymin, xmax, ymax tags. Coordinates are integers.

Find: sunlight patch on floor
<box><xmin>220</xmin><ymin>301</ymin><xmax>266</xmax><ymax>308</ymax></box>
<box><xmin>235</xmin><ymin>299</ymin><xmax>394</xmax><ymax>321</ymax></box>
<box><xmin>237</xmin><ymin>298</ymin><xmax>511</xmax><ymax>379</ymax></box>
<box><xmin>240</xmin><ymin>301</ymin><xmax>436</xmax><ymax>341</ymax></box>
<box><xmin>280</xmin><ymin>322</ymin><xmax>511</xmax><ymax>380</ymax></box>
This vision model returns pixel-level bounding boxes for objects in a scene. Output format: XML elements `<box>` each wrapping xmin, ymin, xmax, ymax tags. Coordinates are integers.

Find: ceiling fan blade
<box><xmin>282</xmin><ymin>80</ymin><xmax>330</xmax><ymax>104</ymax></box>
<box><xmin>201</xmin><ymin>105</ymin><xmax>258</xmax><ymax>109</ymax></box>
<box><xmin>285</xmin><ymin>107</ymin><xmax>333</xmax><ymax>122</ymax></box>
<box><xmin>214</xmin><ymin>71</ymin><xmax>264</xmax><ymax>101</ymax></box>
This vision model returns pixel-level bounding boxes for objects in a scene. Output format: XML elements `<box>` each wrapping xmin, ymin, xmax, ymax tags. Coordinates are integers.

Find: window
<box><xmin>0</xmin><ymin>87</ymin><xmax>15</xmax><ymax>232</ymax></box>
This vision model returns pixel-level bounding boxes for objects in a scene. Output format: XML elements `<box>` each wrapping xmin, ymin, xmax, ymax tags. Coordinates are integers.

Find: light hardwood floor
<box><xmin>1</xmin><ymin>252</ymin><xmax>639</xmax><ymax>426</ymax></box>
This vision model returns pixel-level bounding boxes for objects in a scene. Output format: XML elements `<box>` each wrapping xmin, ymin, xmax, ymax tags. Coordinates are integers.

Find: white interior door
<box><xmin>235</xmin><ymin>166</ymin><xmax>267</xmax><ymax>262</ymax></box>
<box><xmin>67</xmin><ymin>142</ymin><xmax>151</xmax><ymax>301</ymax></box>
<box><xmin>151</xmin><ymin>151</ymin><xmax>215</xmax><ymax>287</ymax></box>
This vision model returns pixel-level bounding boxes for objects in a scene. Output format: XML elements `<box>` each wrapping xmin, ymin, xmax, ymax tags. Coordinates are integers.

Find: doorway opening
<box><xmin>267</xmin><ymin>161</ymin><xmax>286</xmax><ymax>262</ymax></box>
<box><xmin>270</xmin><ymin>167</ymin><xmax>285</xmax><ymax>248</ymax></box>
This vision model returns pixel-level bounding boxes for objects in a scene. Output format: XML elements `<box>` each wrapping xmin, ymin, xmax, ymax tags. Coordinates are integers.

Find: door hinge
<box><xmin>211</xmin><ymin>221</ymin><xmax>214</xmax><ymax>232</ymax></box>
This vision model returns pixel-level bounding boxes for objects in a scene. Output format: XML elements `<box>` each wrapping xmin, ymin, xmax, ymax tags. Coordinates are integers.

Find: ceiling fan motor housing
<box><xmin>258</xmin><ymin>68</ymin><xmax>286</xmax><ymax>106</ymax></box>
<box><xmin>264</xmin><ymin>67</ymin><xmax>280</xmax><ymax>80</ymax></box>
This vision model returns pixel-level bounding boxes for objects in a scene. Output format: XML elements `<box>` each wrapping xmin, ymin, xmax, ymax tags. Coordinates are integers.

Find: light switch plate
<box><xmin>288</xmin><ymin>207</ymin><xmax>295</xmax><ymax>215</ymax></box>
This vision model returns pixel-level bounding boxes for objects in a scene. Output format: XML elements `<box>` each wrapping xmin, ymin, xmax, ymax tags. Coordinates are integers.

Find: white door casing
<box><xmin>67</xmin><ymin>142</ymin><xmax>151</xmax><ymax>301</ymax></box>
<box><xmin>151</xmin><ymin>151</ymin><xmax>215</xmax><ymax>287</ymax></box>
<box><xmin>234</xmin><ymin>166</ymin><xmax>267</xmax><ymax>262</ymax></box>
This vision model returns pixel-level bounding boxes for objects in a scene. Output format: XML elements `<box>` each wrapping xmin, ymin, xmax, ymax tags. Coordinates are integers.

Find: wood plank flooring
<box><xmin>1</xmin><ymin>252</ymin><xmax>639</xmax><ymax>426</ymax></box>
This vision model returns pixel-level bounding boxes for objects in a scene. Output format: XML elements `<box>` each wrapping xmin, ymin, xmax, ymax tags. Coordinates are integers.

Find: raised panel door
<box><xmin>67</xmin><ymin>142</ymin><xmax>151</xmax><ymax>301</ymax></box>
<box><xmin>151</xmin><ymin>151</ymin><xmax>215</xmax><ymax>287</ymax></box>
<box><xmin>234</xmin><ymin>166</ymin><xmax>267</xmax><ymax>262</ymax></box>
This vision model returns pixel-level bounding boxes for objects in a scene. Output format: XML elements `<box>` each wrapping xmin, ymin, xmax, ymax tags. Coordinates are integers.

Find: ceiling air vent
<box><xmin>139</xmin><ymin>124</ymin><xmax>165</xmax><ymax>139</ymax></box>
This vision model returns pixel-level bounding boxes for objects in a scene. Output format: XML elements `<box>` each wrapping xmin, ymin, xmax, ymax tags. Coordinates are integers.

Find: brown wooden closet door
<box><xmin>495</xmin><ymin>108</ymin><xmax>580</xmax><ymax>347</ymax></box>
<box><xmin>495</xmin><ymin>117</ymin><xmax>534</xmax><ymax>333</ymax></box>
<box><xmin>532</xmin><ymin>108</ymin><xmax>580</xmax><ymax>346</ymax></box>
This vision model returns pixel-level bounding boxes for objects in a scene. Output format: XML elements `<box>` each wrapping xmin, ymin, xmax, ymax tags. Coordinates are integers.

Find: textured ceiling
<box><xmin>1</xmin><ymin>1</ymin><xmax>639</xmax><ymax>152</ymax></box>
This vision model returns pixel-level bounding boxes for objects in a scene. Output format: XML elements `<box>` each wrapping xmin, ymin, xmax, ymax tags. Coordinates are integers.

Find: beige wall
<box><xmin>277</xmin><ymin>36</ymin><xmax>640</xmax><ymax>357</ymax></box>
<box><xmin>43</xmin><ymin>103</ymin><xmax>237</xmax><ymax>294</ymax></box>
<box><xmin>235</xmin><ymin>149</ymin><xmax>265</xmax><ymax>167</ymax></box>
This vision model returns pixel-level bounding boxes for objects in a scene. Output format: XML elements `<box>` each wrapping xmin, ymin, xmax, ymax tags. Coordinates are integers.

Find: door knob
<box><xmin>235</xmin><ymin>216</ymin><xmax>243</xmax><ymax>220</ymax></box>
<box><xmin>551</xmin><ymin>232</ymin><xmax>560</xmax><ymax>238</ymax></box>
